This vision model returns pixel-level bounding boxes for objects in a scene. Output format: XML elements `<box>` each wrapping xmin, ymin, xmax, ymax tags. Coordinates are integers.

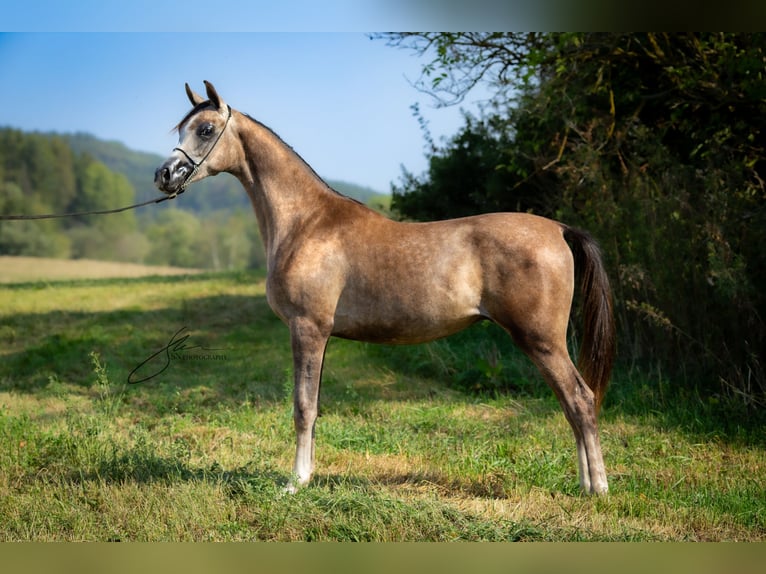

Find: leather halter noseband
<box><xmin>171</xmin><ymin>104</ymin><xmax>232</xmax><ymax>195</ymax></box>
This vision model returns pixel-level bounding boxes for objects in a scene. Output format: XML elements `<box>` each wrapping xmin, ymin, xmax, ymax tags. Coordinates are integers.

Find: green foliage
<box><xmin>0</xmin><ymin>130</ymin><xmax>78</xmax><ymax>212</ymax></box>
<box><xmin>65</xmin><ymin>133</ymin><xmax>165</xmax><ymax>204</ymax></box>
<box><xmin>71</xmin><ymin>160</ymin><xmax>136</xmax><ymax>232</ymax></box>
<box><xmin>144</xmin><ymin>209</ymin><xmax>205</xmax><ymax>268</ymax></box>
<box><xmin>392</xmin><ymin>113</ymin><xmax>555</xmax><ymax>220</ymax></box>
<box><xmin>0</xmin><ymin>129</ymin><xmax>140</xmax><ymax>260</ymax></box>
<box><xmin>0</xmin><ymin>182</ymin><xmax>71</xmax><ymax>257</ymax></box>
<box><xmin>386</xmin><ymin>32</ymin><xmax>766</xmax><ymax>407</ymax></box>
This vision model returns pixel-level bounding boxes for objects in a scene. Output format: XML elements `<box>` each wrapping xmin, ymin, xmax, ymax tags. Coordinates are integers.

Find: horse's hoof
<box><xmin>587</xmin><ymin>483</ymin><xmax>609</xmax><ymax>496</ymax></box>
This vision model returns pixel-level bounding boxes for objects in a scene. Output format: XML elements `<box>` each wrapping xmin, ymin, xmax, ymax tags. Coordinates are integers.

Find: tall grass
<box><xmin>0</xmin><ymin>269</ymin><xmax>763</xmax><ymax>540</ymax></box>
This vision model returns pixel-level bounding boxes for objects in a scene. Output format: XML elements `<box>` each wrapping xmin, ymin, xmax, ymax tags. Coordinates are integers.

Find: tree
<box><xmin>0</xmin><ymin>182</ymin><xmax>70</xmax><ymax>257</ymax></box>
<box><xmin>392</xmin><ymin>112</ymin><xmax>552</xmax><ymax>220</ymax></box>
<box><xmin>71</xmin><ymin>159</ymin><xmax>137</xmax><ymax>234</ymax></box>
<box><xmin>144</xmin><ymin>209</ymin><xmax>206</xmax><ymax>268</ymax></box>
<box><xmin>0</xmin><ymin>129</ymin><xmax>143</xmax><ymax>261</ymax></box>
<box><xmin>378</xmin><ymin>33</ymin><xmax>543</xmax><ymax>106</ymax></box>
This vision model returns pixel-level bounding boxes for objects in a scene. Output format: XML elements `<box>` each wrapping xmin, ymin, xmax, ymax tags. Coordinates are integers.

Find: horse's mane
<box><xmin>241</xmin><ymin>112</ymin><xmax>362</xmax><ymax>205</ymax></box>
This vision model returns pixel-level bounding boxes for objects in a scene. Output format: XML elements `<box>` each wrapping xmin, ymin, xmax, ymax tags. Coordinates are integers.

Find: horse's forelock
<box><xmin>174</xmin><ymin>101</ymin><xmax>214</xmax><ymax>132</ymax></box>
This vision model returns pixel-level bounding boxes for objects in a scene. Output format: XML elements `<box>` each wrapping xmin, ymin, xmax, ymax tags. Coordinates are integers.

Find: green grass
<box><xmin>0</xmin><ymin>269</ymin><xmax>764</xmax><ymax>541</ymax></box>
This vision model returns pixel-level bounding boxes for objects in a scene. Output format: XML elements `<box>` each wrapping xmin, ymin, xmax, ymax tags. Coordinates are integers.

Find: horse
<box><xmin>155</xmin><ymin>81</ymin><xmax>615</xmax><ymax>495</ymax></box>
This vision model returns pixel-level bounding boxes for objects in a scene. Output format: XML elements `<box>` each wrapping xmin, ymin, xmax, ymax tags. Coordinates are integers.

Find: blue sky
<box><xmin>0</xmin><ymin>32</ymin><xmax>497</xmax><ymax>192</ymax></box>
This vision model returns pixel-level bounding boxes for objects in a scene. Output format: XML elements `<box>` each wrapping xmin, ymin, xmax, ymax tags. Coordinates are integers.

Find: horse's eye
<box><xmin>197</xmin><ymin>123</ymin><xmax>214</xmax><ymax>139</ymax></box>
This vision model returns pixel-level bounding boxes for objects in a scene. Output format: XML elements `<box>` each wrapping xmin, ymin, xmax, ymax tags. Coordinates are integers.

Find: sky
<box><xmin>0</xmin><ymin>1</ymin><xmax>518</xmax><ymax>193</ymax></box>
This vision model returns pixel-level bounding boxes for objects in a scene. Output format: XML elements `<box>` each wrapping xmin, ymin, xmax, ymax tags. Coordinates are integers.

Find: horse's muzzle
<box><xmin>154</xmin><ymin>157</ymin><xmax>191</xmax><ymax>194</ymax></box>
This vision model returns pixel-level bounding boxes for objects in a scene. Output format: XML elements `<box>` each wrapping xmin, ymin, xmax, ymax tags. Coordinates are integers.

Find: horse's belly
<box><xmin>332</xmin><ymin>315</ymin><xmax>483</xmax><ymax>344</ymax></box>
<box><xmin>331</xmin><ymin>293</ymin><xmax>483</xmax><ymax>344</ymax></box>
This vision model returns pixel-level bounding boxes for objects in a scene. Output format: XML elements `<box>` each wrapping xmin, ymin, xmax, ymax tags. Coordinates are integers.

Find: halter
<box><xmin>171</xmin><ymin>104</ymin><xmax>232</xmax><ymax>196</ymax></box>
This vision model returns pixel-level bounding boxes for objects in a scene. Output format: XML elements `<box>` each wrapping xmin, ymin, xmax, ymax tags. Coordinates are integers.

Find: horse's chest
<box><xmin>264</xmin><ymin>262</ymin><xmax>344</xmax><ymax>322</ymax></box>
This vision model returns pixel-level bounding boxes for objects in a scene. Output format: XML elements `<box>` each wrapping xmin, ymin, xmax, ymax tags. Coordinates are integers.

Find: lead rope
<box><xmin>0</xmin><ymin>193</ymin><xmax>181</xmax><ymax>221</ymax></box>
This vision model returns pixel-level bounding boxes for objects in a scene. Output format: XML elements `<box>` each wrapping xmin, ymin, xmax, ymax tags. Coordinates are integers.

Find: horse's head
<box><xmin>155</xmin><ymin>81</ymin><xmax>233</xmax><ymax>195</ymax></box>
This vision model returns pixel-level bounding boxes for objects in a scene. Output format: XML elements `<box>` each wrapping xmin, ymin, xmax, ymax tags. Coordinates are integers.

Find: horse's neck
<box><xmin>233</xmin><ymin>114</ymin><xmax>339</xmax><ymax>262</ymax></box>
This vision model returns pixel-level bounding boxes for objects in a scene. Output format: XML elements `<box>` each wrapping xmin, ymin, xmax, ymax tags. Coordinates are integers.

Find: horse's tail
<box><xmin>563</xmin><ymin>226</ymin><xmax>615</xmax><ymax>413</ymax></box>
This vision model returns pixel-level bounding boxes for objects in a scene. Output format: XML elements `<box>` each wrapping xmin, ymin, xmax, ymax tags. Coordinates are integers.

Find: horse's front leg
<box><xmin>285</xmin><ymin>317</ymin><xmax>330</xmax><ymax>494</ymax></box>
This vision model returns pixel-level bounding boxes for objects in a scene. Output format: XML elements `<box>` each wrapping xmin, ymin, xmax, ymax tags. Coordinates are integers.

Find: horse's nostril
<box><xmin>162</xmin><ymin>167</ymin><xmax>171</xmax><ymax>184</ymax></box>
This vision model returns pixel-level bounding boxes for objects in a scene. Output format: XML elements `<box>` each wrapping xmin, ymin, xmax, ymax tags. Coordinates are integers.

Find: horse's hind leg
<box><xmin>484</xmin><ymin>234</ymin><xmax>609</xmax><ymax>494</ymax></box>
<box><xmin>493</xmin><ymin>309</ymin><xmax>608</xmax><ymax>493</ymax></box>
<box><xmin>528</xmin><ymin>344</ymin><xmax>608</xmax><ymax>494</ymax></box>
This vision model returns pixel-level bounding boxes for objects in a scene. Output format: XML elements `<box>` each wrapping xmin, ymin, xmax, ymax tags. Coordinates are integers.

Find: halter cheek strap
<box><xmin>171</xmin><ymin>104</ymin><xmax>232</xmax><ymax>196</ymax></box>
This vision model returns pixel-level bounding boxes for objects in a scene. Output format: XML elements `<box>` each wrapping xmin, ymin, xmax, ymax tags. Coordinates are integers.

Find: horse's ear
<box><xmin>185</xmin><ymin>83</ymin><xmax>205</xmax><ymax>106</ymax></box>
<box><xmin>203</xmin><ymin>80</ymin><xmax>226</xmax><ymax>112</ymax></box>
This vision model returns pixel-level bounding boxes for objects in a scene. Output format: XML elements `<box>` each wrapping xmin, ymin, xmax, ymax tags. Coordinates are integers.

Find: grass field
<box><xmin>0</xmin><ymin>260</ymin><xmax>764</xmax><ymax>541</ymax></box>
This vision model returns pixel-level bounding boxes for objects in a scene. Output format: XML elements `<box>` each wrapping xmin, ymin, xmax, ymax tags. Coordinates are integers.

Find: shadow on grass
<box><xmin>1</xmin><ymin>273</ymin><xmax>288</xmax><ymax>408</ymax></box>
<box><xmin>87</xmin><ymin>450</ymin><xmax>291</xmax><ymax>493</ymax></box>
<box><xmin>78</xmin><ymin>444</ymin><xmax>510</xmax><ymax>502</ymax></box>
